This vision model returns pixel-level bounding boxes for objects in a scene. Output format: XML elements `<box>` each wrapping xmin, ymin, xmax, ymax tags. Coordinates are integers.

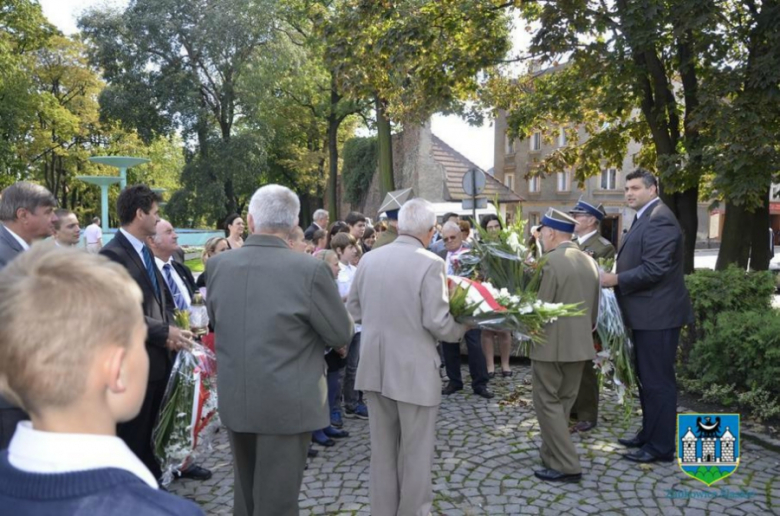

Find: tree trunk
<box><xmin>748</xmin><ymin>192</ymin><xmax>771</xmax><ymax>270</ymax></box>
<box><xmin>327</xmin><ymin>115</ymin><xmax>339</xmax><ymax>222</ymax></box>
<box><xmin>717</xmin><ymin>189</ymin><xmax>772</xmax><ymax>271</ymax></box>
<box><xmin>376</xmin><ymin>96</ymin><xmax>394</xmax><ymax>196</ymax></box>
<box><xmin>661</xmin><ymin>188</ymin><xmax>698</xmax><ymax>274</ymax></box>
<box><xmin>716</xmin><ymin>201</ymin><xmax>752</xmax><ymax>270</ymax></box>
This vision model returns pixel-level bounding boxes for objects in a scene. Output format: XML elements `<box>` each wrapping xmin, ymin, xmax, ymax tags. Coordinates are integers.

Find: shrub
<box><xmin>681</xmin><ymin>265</ymin><xmax>775</xmax><ymax>367</ymax></box>
<box><xmin>689</xmin><ymin>310</ymin><xmax>780</xmax><ymax>397</ymax></box>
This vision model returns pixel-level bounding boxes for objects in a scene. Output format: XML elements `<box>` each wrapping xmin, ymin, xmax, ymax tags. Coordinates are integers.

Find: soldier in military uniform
<box><xmin>372</xmin><ymin>188</ymin><xmax>412</xmax><ymax>250</ymax></box>
<box><xmin>568</xmin><ymin>198</ymin><xmax>616</xmax><ymax>433</ymax></box>
<box><xmin>532</xmin><ymin>209</ymin><xmax>600</xmax><ymax>483</ymax></box>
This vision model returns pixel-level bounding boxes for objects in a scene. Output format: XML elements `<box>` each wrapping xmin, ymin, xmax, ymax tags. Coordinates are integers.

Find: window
<box><xmin>529</xmin><ymin>176</ymin><xmax>541</xmax><ymax>193</ymax></box>
<box><xmin>504</xmin><ymin>173</ymin><xmax>515</xmax><ymax>192</ymax></box>
<box><xmin>558</xmin><ymin>127</ymin><xmax>567</xmax><ymax>147</ymax></box>
<box><xmin>505</xmin><ymin>135</ymin><xmax>515</xmax><ymax>155</ymax></box>
<box><xmin>529</xmin><ymin>212</ymin><xmax>540</xmax><ymax>227</ymax></box>
<box><xmin>556</xmin><ymin>170</ymin><xmax>571</xmax><ymax>192</ymax></box>
<box><xmin>601</xmin><ymin>167</ymin><xmax>618</xmax><ymax>190</ymax></box>
<box><xmin>530</xmin><ymin>131</ymin><xmax>541</xmax><ymax>152</ymax></box>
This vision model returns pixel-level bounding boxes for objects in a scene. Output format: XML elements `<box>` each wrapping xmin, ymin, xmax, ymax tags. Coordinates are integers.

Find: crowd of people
<box><xmin>0</xmin><ymin>167</ymin><xmax>692</xmax><ymax>516</ymax></box>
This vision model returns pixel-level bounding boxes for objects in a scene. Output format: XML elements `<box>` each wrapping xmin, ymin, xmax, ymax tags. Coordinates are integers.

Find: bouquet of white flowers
<box><xmin>448</xmin><ymin>276</ymin><xmax>585</xmax><ymax>355</ymax></box>
<box><xmin>152</xmin><ymin>311</ymin><xmax>220</xmax><ymax>486</ymax></box>
<box><xmin>594</xmin><ymin>285</ymin><xmax>638</xmax><ymax>420</ymax></box>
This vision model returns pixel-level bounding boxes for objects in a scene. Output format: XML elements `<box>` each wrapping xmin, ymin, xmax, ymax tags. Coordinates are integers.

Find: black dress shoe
<box><xmin>623</xmin><ymin>449</ymin><xmax>674</xmax><ymax>463</ymax></box>
<box><xmin>570</xmin><ymin>421</ymin><xmax>596</xmax><ymax>434</ymax></box>
<box><xmin>534</xmin><ymin>468</ymin><xmax>582</xmax><ymax>483</ymax></box>
<box><xmin>473</xmin><ymin>387</ymin><xmax>495</xmax><ymax>399</ymax></box>
<box><xmin>442</xmin><ymin>382</ymin><xmax>463</xmax><ymax>395</ymax></box>
<box><xmin>618</xmin><ymin>436</ymin><xmax>645</xmax><ymax>448</ymax></box>
<box><xmin>177</xmin><ymin>464</ymin><xmax>212</xmax><ymax>481</ymax></box>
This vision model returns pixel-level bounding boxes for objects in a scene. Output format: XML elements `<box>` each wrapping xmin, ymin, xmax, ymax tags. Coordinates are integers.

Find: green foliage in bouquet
<box><xmin>459</xmin><ymin>207</ymin><xmax>544</xmax><ymax>293</ymax></box>
<box><xmin>174</xmin><ymin>309</ymin><xmax>190</xmax><ymax>330</ymax></box>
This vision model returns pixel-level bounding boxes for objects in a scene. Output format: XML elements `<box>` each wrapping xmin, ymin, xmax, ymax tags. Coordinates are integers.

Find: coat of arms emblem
<box><xmin>677</xmin><ymin>413</ymin><xmax>740</xmax><ymax>486</ymax></box>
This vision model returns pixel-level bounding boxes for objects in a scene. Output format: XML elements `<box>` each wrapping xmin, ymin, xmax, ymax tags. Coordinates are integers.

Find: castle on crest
<box><xmin>680</xmin><ymin>426</ymin><xmax>736</xmax><ymax>464</ymax></box>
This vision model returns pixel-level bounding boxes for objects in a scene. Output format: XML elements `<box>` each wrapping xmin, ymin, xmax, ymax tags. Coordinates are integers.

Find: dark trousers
<box><xmin>118</xmin><ymin>378</ymin><xmax>167</xmax><ymax>479</ymax></box>
<box><xmin>0</xmin><ymin>407</ymin><xmax>27</xmax><ymax>450</ymax></box>
<box><xmin>634</xmin><ymin>328</ymin><xmax>680</xmax><ymax>458</ymax></box>
<box><xmin>442</xmin><ymin>329</ymin><xmax>489</xmax><ymax>391</ymax></box>
<box><xmin>573</xmin><ymin>362</ymin><xmax>599</xmax><ymax>422</ymax></box>
<box><xmin>343</xmin><ymin>333</ymin><xmax>362</xmax><ymax>410</ymax></box>
<box><xmin>327</xmin><ymin>368</ymin><xmax>344</xmax><ymax>414</ymax></box>
<box><xmin>228</xmin><ymin>429</ymin><xmax>309</xmax><ymax>516</ymax></box>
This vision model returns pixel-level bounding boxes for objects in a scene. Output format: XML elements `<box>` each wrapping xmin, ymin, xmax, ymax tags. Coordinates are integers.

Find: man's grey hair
<box><xmin>150</xmin><ymin>219</ymin><xmax>170</xmax><ymax>244</ymax></box>
<box><xmin>313</xmin><ymin>209</ymin><xmax>328</xmax><ymax>222</ymax></box>
<box><xmin>248</xmin><ymin>184</ymin><xmax>300</xmax><ymax>233</ymax></box>
<box><xmin>441</xmin><ymin>221</ymin><xmax>460</xmax><ymax>234</ymax></box>
<box><xmin>0</xmin><ymin>182</ymin><xmax>57</xmax><ymax>222</ymax></box>
<box><xmin>398</xmin><ymin>198</ymin><xmax>435</xmax><ymax>236</ymax></box>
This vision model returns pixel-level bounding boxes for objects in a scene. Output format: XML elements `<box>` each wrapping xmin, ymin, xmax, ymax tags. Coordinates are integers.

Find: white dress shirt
<box><xmin>119</xmin><ymin>228</ymin><xmax>147</xmax><ymax>264</ymax></box>
<box><xmin>155</xmin><ymin>256</ymin><xmax>191</xmax><ymax>307</ymax></box>
<box><xmin>338</xmin><ymin>262</ymin><xmax>361</xmax><ymax>332</ymax></box>
<box><xmin>576</xmin><ymin>230</ymin><xmax>598</xmax><ymax>246</ymax></box>
<box><xmin>4</xmin><ymin>226</ymin><xmax>30</xmax><ymax>251</ymax></box>
<box><xmin>635</xmin><ymin>197</ymin><xmax>660</xmax><ymax>220</ymax></box>
<box><xmin>8</xmin><ymin>421</ymin><xmax>159</xmax><ymax>488</ymax></box>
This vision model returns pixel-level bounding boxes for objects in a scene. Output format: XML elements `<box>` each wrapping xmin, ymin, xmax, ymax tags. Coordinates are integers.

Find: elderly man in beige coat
<box><xmin>347</xmin><ymin>198</ymin><xmax>466</xmax><ymax>516</ymax></box>
<box><xmin>531</xmin><ymin>208</ymin><xmax>600</xmax><ymax>484</ymax></box>
<box><xmin>207</xmin><ymin>185</ymin><xmax>354</xmax><ymax>516</ymax></box>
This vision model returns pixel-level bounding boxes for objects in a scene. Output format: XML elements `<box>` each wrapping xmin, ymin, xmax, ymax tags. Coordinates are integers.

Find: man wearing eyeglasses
<box><xmin>435</xmin><ymin>222</ymin><xmax>493</xmax><ymax>399</ymax></box>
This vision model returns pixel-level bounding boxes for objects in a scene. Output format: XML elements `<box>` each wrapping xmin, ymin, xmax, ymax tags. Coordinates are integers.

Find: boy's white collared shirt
<box><xmin>7</xmin><ymin>421</ymin><xmax>159</xmax><ymax>488</ymax></box>
<box><xmin>337</xmin><ymin>262</ymin><xmax>361</xmax><ymax>332</ymax></box>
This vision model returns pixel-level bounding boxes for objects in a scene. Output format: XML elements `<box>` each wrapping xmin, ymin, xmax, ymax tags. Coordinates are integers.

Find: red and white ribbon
<box><xmin>448</xmin><ymin>276</ymin><xmax>507</xmax><ymax>313</ymax></box>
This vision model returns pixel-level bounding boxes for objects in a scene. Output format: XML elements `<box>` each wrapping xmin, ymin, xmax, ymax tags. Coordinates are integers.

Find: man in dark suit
<box><xmin>100</xmin><ymin>185</ymin><xmax>193</xmax><ymax>479</ymax></box>
<box><xmin>148</xmin><ymin>218</ymin><xmax>212</xmax><ymax>481</ymax></box>
<box><xmin>601</xmin><ymin>168</ymin><xmax>693</xmax><ymax>464</ymax></box>
<box><xmin>436</xmin><ymin>221</ymin><xmax>492</xmax><ymax>399</ymax></box>
<box><xmin>304</xmin><ymin>208</ymin><xmax>329</xmax><ymax>241</ymax></box>
<box><xmin>0</xmin><ymin>181</ymin><xmax>57</xmax><ymax>449</ymax></box>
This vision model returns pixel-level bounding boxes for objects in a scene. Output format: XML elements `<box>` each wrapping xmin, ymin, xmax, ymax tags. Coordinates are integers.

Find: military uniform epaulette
<box><xmin>597</xmin><ymin>236</ymin><xmax>612</xmax><ymax>246</ymax></box>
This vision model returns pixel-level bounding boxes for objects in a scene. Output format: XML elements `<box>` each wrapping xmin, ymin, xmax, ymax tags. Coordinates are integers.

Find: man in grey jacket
<box><xmin>206</xmin><ymin>184</ymin><xmax>354</xmax><ymax>516</ymax></box>
<box><xmin>0</xmin><ymin>181</ymin><xmax>57</xmax><ymax>449</ymax></box>
<box><xmin>348</xmin><ymin>198</ymin><xmax>466</xmax><ymax>516</ymax></box>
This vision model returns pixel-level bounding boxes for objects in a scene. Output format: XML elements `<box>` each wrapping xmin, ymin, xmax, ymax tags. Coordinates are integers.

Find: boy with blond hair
<box><xmin>0</xmin><ymin>245</ymin><xmax>202</xmax><ymax>515</ymax></box>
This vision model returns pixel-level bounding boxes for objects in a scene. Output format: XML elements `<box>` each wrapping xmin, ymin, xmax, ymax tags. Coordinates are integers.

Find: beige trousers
<box><xmin>365</xmin><ymin>391</ymin><xmax>439</xmax><ymax>516</ymax></box>
<box><xmin>532</xmin><ymin>360</ymin><xmax>587</xmax><ymax>475</ymax></box>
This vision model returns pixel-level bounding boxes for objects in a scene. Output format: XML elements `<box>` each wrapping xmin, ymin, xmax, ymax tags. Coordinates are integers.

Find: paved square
<box><xmin>170</xmin><ymin>363</ymin><xmax>780</xmax><ymax>515</ymax></box>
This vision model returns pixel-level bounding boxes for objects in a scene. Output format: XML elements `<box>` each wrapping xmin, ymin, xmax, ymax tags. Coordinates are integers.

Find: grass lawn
<box><xmin>185</xmin><ymin>258</ymin><xmax>204</xmax><ymax>273</ymax></box>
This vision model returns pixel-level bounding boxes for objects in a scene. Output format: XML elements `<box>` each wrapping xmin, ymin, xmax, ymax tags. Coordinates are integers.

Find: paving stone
<box><xmin>168</xmin><ymin>363</ymin><xmax>779</xmax><ymax>515</ymax></box>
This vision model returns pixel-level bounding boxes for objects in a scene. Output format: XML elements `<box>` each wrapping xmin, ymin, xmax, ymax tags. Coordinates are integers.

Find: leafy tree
<box><xmin>273</xmin><ymin>0</ymin><xmax>370</xmax><ymax>220</ymax></box>
<box><xmin>322</xmin><ymin>0</ymin><xmax>513</xmax><ymax>197</ymax></box>
<box><xmin>79</xmin><ymin>0</ymin><xmax>278</xmax><ymax>220</ymax></box>
<box><xmin>0</xmin><ymin>0</ymin><xmax>54</xmax><ymax>184</ymax></box>
<box><xmin>488</xmin><ymin>0</ymin><xmax>780</xmax><ymax>272</ymax></box>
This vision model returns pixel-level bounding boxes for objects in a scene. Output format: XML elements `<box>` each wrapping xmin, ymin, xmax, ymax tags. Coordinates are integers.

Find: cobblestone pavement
<box><xmin>170</xmin><ymin>363</ymin><xmax>780</xmax><ymax>515</ymax></box>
